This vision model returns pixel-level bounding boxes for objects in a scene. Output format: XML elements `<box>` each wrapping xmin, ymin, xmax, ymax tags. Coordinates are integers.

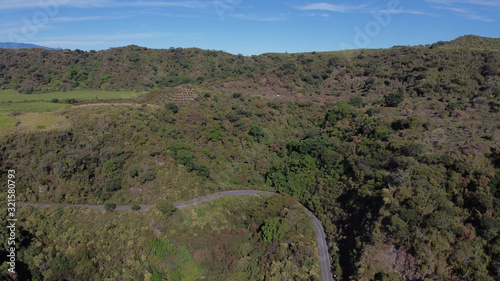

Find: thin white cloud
<box><xmin>114</xmin><ymin>1</ymin><xmax>209</xmax><ymax>9</ymax></box>
<box><xmin>0</xmin><ymin>0</ymin><xmax>210</xmax><ymax>10</ymax></box>
<box><xmin>229</xmin><ymin>13</ymin><xmax>287</xmax><ymax>22</ymax></box>
<box><xmin>297</xmin><ymin>3</ymin><xmax>435</xmax><ymax>17</ymax></box>
<box><xmin>51</xmin><ymin>15</ymin><xmax>128</xmax><ymax>23</ymax></box>
<box><xmin>395</xmin><ymin>9</ymin><xmax>438</xmax><ymax>16</ymax></box>
<box><xmin>0</xmin><ymin>0</ymin><xmax>109</xmax><ymax>10</ymax></box>
<box><xmin>464</xmin><ymin>14</ymin><xmax>495</xmax><ymax>22</ymax></box>
<box><xmin>297</xmin><ymin>2</ymin><xmax>369</xmax><ymax>13</ymax></box>
<box><xmin>426</xmin><ymin>0</ymin><xmax>500</xmax><ymax>7</ymax></box>
<box><xmin>431</xmin><ymin>4</ymin><xmax>495</xmax><ymax>22</ymax></box>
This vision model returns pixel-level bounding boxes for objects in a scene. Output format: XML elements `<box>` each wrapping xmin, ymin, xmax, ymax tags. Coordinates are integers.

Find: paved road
<box><xmin>19</xmin><ymin>190</ymin><xmax>333</xmax><ymax>281</ymax></box>
<box><xmin>17</xmin><ymin>203</ymin><xmax>150</xmax><ymax>211</ymax></box>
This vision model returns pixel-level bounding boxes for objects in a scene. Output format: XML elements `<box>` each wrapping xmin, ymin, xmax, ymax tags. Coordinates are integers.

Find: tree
<box><xmin>195</xmin><ymin>165</ymin><xmax>210</xmax><ymax>179</ymax></box>
<box><xmin>262</xmin><ymin>217</ymin><xmax>287</xmax><ymax>243</ymax></box>
<box><xmin>165</xmin><ymin>103</ymin><xmax>179</xmax><ymax>114</ymax></box>
<box><xmin>206</xmin><ymin>126</ymin><xmax>223</xmax><ymax>142</ymax></box>
<box><xmin>156</xmin><ymin>201</ymin><xmax>177</xmax><ymax>218</ymax></box>
<box><xmin>103</xmin><ymin>202</ymin><xmax>116</xmax><ymax>212</ymax></box>
<box><xmin>141</xmin><ymin>169</ymin><xmax>156</xmax><ymax>182</ymax></box>
<box><xmin>478</xmin><ymin>216</ymin><xmax>500</xmax><ymax>241</ymax></box>
<box><xmin>349</xmin><ymin>96</ymin><xmax>364</xmax><ymax>108</ymax></box>
<box><xmin>384</xmin><ymin>92</ymin><xmax>405</xmax><ymax>107</ymax></box>
<box><xmin>248</xmin><ymin>125</ymin><xmax>265</xmax><ymax>143</ymax></box>
<box><xmin>325</xmin><ymin>101</ymin><xmax>356</xmax><ymax>125</ymax></box>
<box><xmin>104</xmin><ymin>177</ymin><xmax>122</xmax><ymax>192</ymax></box>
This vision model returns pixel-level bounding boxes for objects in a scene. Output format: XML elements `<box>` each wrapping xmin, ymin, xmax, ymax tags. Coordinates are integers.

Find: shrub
<box><xmin>103</xmin><ymin>202</ymin><xmax>116</xmax><ymax>212</ymax></box>
<box><xmin>206</xmin><ymin>126</ymin><xmax>223</xmax><ymax>142</ymax></box>
<box><xmin>129</xmin><ymin>167</ymin><xmax>139</xmax><ymax>178</ymax></box>
<box><xmin>248</xmin><ymin>125</ymin><xmax>265</xmax><ymax>143</ymax></box>
<box><xmin>374</xmin><ymin>125</ymin><xmax>390</xmax><ymax>140</ymax></box>
<box><xmin>195</xmin><ymin>165</ymin><xmax>210</xmax><ymax>179</ymax></box>
<box><xmin>141</xmin><ymin>170</ymin><xmax>156</xmax><ymax>182</ymax></box>
<box><xmin>165</xmin><ymin>103</ymin><xmax>179</xmax><ymax>114</ymax></box>
<box><xmin>384</xmin><ymin>92</ymin><xmax>405</xmax><ymax>107</ymax></box>
<box><xmin>349</xmin><ymin>96</ymin><xmax>364</xmax><ymax>108</ymax></box>
<box><xmin>156</xmin><ymin>201</ymin><xmax>177</xmax><ymax>218</ymax></box>
<box><xmin>326</xmin><ymin>101</ymin><xmax>356</xmax><ymax>125</ymax></box>
<box><xmin>103</xmin><ymin>156</ymin><xmax>125</xmax><ymax>175</ymax></box>
<box><xmin>131</xmin><ymin>204</ymin><xmax>141</xmax><ymax>211</ymax></box>
<box><xmin>262</xmin><ymin>217</ymin><xmax>287</xmax><ymax>243</ymax></box>
<box><xmin>104</xmin><ymin>177</ymin><xmax>122</xmax><ymax>192</ymax></box>
<box><xmin>478</xmin><ymin>216</ymin><xmax>500</xmax><ymax>241</ymax></box>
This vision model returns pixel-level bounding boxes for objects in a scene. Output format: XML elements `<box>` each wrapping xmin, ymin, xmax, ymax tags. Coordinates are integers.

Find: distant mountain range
<box><xmin>0</xmin><ymin>42</ymin><xmax>59</xmax><ymax>50</ymax></box>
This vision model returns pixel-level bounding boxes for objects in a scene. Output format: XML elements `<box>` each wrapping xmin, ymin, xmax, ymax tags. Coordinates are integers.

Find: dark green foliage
<box><xmin>141</xmin><ymin>169</ymin><xmax>156</xmax><ymax>182</ymax></box>
<box><xmin>1</xmin><ymin>37</ymin><xmax>500</xmax><ymax>280</ymax></box>
<box><xmin>129</xmin><ymin>166</ymin><xmax>139</xmax><ymax>178</ymax></box>
<box><xmin>103</xmin><ymin>202</ymin><xmax>116</xmax><ymax>212</ymax></box>
<box><xmin>104</xmin><ymin>177</ymin><xmax>122</xmax><ymax>192</ymax></box>
<box><xmin>156</xmin><ymin>201</ymin><xmax>177</xmax><ymax>218</ymax></box>
<box><xmin>165</xmin><ymin>102</ymin><xmax>179</xmax><ymax>114</ymax></box>
<box><xmin>150</xmin><ymin>272</ymin><xmax>165</xmax><ymax>281</ymax></box>
<box><xmin>384</xmin><ymin>92</ymin><xmax>405</xmax><ymax>107</ymax></box>
<box><xmin>225</xmin><ymin>112</ymin><xmax>240</xmax><ymax>123</ymax></box>
<box><xmin>478</xmin><ymin>216</ymin><xmax>500</xmax><ymax>241</ymax></box>
<box><xmin>70</xmin><ymin>250</ymin><xmax>96</xmax><ymax>279</ymax></box>
<box><xmin>348</xmin><ymin>96</ymin><xmax>364</xmax><ymax>108</ymax></box>
<box><xmin>373</xmin><ymin>125</ymin><xmax>390</xmax><ymax>141</ymax></box>
<box><xmin>248</xmin><ymin>125</ymin><xmax>265</xmax><ymax>143</ymax></box>
<box><xmin>103</xmin><ymin>156</ymin><xmax>125</xmax><ymax>175</ymax></box>
<box><xmin>261</xmin><ymin>217</ymin><xmax>287</xmax><ymax>243</ymax></box>
<box><xmin>173</xmin><ymin>149</ymin><xmax>194</xmax><ymax>167</ymax></box>
<box><xmin>325</xmin><ymin>101</ymin><xmax>356</xmax><ymax>125</ymax></box>
<box><xmin>54</xmin><ymin>161</ymin><xmax>75</xmax><ymax>179</ymax></box>
<box><xmin>206</xmin><ymin>125</ymin><xmax>224</xmax><ymax>142</ymax></box>
<box><xmin>131</xmin><ymin>204</ymin><xmax>141</xmax><ymax>211</ymax></box>
<box><xmin>265</xmin><ymin>196</ymin><xmax>286</xmax><ymax>213</ymax></box>
<box><xmin>430</xmin><ymin>40</ymin><xmax>448</xmax><ymax>49</ymax></box>
<box><xmin>482</xmin><ymin>63</ymin><xmax>497</xmax><ymax>76</ymax></box>
<box><xmin>147</xmin><ymin>238</ymin><xmax>174</xmax><ymax>260</ymax></box>
<box><xmin>195</xmin><ymin>165</ymin><xmax>210</xmax><ymax>179</ymax></box>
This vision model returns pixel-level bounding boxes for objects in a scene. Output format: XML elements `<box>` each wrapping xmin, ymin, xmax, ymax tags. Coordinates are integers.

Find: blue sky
<box><xmin>1</xmin><ymin>0</ymin><xmax>499</xmax><ymax>55</ymax></box>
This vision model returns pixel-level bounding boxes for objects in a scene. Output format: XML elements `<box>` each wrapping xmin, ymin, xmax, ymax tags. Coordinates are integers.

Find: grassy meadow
<box><xmin>0</xmin><ymin>90</ymin><xmax>146</xmax><ymax>134</ymax></box>
<box><xmin>0</xmin><ymin>89</ymin><xmax>144</xmax><ymax>103</ymax></box>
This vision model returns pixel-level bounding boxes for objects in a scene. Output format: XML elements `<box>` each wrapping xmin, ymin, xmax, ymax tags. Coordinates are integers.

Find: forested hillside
<box><xmin>0</xmin><ymin>35</ymin><xmax>499</xmax><ymax>280</ymax></box>
<box><xmin>1</xmin><ymin>35</ymin><xmax>499</xmax><ymax>103</ymax></box>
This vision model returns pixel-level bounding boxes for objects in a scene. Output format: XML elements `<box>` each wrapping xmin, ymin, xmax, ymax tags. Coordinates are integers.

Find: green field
<box><xmin>0</xmin><ymin>90</ymin><xmax>147</xmax><ymax>132</ymax></box>
<box><xmin>0</xmin><ymin>101</ymin><xmax>69</xmax><ymax>113</ymax></box>
<box><xmin>0</xmin><ymin>112</ymin><xmax>18</xmax><ymax>129</ymax></box>
<box><xmin>0</xmin><ymin>89</ymin><xmax>145</xmax><ymax>103</ymax></box>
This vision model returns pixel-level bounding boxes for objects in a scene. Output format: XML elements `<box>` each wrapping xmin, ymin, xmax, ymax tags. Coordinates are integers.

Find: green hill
<box><xmin>0</xmin><ymin>36</ymin><xmax>499</xmax><ymax>280</ymax></box>
<box><xmin>436</xmin><ymin>34</ymin><xmax>500</xmax><ymax>50</ymax></box>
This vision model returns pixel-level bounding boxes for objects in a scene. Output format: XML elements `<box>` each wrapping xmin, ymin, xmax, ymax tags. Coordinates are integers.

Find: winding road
<box><xmin>19</xmin><ymin>190</ymin><xmax>334</xmax><ymax>281</ymax></box>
